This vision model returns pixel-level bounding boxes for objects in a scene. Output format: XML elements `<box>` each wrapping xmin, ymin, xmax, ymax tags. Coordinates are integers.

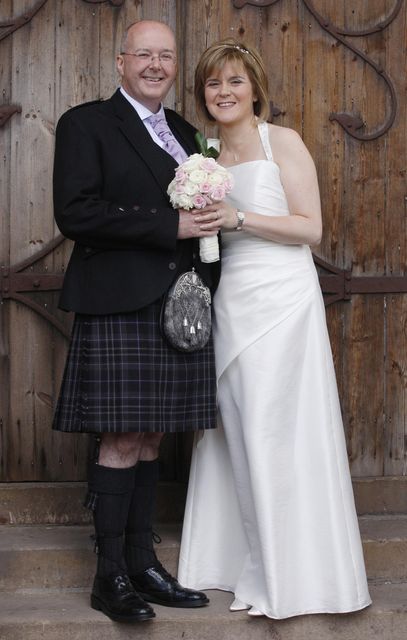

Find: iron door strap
<box><xmin>314</xmin><ymin>256</ymin><xmax>407</xmax><ymax>306</ymax></box>
<box><xmin>1</xmin><ymin>238</ymin><xmax>407</xmax><ymax>340</ymax></box>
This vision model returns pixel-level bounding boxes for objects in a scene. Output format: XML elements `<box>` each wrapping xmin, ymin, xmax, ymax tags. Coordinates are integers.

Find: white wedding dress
<box><xmin>178</xmin><ymin>122</ymin><xmax>371</xmax><ymax>619</ymax></box>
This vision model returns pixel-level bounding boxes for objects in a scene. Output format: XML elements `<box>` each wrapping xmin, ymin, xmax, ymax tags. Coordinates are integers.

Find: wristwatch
<box><xmin>235</xmin><ymin>210</ymin><xmax>245</xmax><ymax>231</ymax></box>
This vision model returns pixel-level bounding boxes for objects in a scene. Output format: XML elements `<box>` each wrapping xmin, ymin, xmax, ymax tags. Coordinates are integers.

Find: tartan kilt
<box><xmin>52</xmin><ymin>299</ymin><xmax>217</xmax><ymax>433</ymax></box>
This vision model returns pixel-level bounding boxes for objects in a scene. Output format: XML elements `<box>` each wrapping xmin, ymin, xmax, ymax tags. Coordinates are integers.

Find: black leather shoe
<box><xmin>130</xmin><ymin>564</ymin><xmax>209</xmax><ymax>608</ymax></box>
<box><xmin>91</xmin><ymin>574</ymin><xmax>156</xmax><ymax>622</ymax></box>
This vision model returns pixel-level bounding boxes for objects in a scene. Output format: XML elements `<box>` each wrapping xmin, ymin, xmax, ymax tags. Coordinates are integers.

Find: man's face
<box><xmin>117</xmin><ymin>22</ymin><xmax>177</xmax><ymax>112</ymax></box>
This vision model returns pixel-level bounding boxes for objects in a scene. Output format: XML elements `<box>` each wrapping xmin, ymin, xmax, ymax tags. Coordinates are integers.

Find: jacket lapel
<box><xmin>109</xmin><ymin>90</ymin><xmax>179</xmax><ymax>199</ymax></box>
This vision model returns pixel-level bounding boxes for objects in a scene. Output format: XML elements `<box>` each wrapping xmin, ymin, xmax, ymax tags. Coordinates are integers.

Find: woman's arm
<box><xmin>195</xmin><ymin>125</ymin><xmax>322</xmax><ymax>246</ymax></box>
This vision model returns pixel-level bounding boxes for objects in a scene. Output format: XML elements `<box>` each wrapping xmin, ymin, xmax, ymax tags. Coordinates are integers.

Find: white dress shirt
<box><xmin>120</xmin><ymin>87</ymin><xmax>166</xmax><ymax>148</ymax></box>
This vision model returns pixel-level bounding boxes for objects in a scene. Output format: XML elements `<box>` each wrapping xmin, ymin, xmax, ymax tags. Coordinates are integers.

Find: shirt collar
<box><xmin>119</xmin><ymin>87</ymin><xmax>165</xmax><ymax>121</ymax></box>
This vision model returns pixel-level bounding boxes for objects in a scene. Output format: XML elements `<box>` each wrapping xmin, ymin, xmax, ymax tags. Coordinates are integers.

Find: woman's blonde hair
<box><xmin>194</xmin><ymin>38</ymin><xmax>270</xmax><ymax>124</ymax></box>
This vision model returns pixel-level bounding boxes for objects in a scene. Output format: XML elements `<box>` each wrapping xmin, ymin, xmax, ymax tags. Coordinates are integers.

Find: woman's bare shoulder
<box><xmin>267</xmin><ymin>123</ymin><xmax>303</xmax><ymax>147</ymax></box>
<box><xmin>267</xmin><ymin>123</ymin><xmax>312</xmax><ymax>164</ymax></box>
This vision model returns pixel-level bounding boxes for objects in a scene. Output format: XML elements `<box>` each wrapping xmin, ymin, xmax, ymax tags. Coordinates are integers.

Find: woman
<box><xmin>178</xmin><ymin>39</ymin><xmax>371</xmax><ymax>619</ymax></box>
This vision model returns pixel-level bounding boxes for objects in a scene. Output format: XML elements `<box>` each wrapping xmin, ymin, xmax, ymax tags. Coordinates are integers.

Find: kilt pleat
<box><xmin>52</xmin><ymin>300</ymin><xmax>217</xmax><ymax>433</ymax></box>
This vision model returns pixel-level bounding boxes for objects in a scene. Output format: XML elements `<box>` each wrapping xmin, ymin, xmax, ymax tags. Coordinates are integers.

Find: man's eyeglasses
<box><xmin>120</xmin><ymin>50</ymin><xmax>177</xmax><ymax>65</ymax></box>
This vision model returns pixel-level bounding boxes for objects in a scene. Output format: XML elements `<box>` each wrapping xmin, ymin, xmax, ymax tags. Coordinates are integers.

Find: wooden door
<box><xmin>1</xmin><ymin>0</ymin><xmax>406</xmax><ymax>481</ymax></box>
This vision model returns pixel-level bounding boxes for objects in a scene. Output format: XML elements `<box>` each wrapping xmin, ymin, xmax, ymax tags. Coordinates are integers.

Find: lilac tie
<box><xmin>148</xmin><ymin>114</ymin><xmax>188</xmax><ymax>165</ymax></box>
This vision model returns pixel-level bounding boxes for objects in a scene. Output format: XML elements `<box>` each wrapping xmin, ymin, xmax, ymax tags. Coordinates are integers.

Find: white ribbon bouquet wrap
<box><xmin>167</xmin><ymin>134</ymin><xmax>232</xmax><ymax>263</ymax></box>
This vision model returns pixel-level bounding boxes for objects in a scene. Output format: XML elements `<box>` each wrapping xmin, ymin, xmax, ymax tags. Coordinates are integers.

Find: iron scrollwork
<box><xmin>0</xmin><ymin>0</ymin><xmax>124</xmax><ymax>44</ymax></box>
<box><xmin>0</xmin><ymin>235</ymin><xmax>71</xmax><ymax>339</ymax></box>
<box><xmin>82</xmin><ymin>0</ymin><xmax>125</xmax><ymax>5</ymax></box>
<box><xmin>233</xmin><ymin>0</ymin><xmax>401</xmax><ymax>141</ymax></box>
<box><xmin>0</xmin><ymin>0</ymin><xmax>48</xmax><ymax>42</ymax></box>
<box><xmin>234</xmin><ymin>0</ymin><xmax>281</xmax><ymax>6</ymax></box>
<box><xmin>0</xmin><ymin>105</ymin><xmax>22</xmax><ymax>127</ymax></box>
<box><xmin>302</xmin><ymin>0</ymin><xmax>401</xmax><ymax>141</ymax></box>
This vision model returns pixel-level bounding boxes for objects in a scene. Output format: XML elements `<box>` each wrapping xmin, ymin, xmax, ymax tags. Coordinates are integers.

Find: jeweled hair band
<box><xmin>231</xmin><ymin>44</ymin><xmax>251</xmax><ymax>55</ymax></box>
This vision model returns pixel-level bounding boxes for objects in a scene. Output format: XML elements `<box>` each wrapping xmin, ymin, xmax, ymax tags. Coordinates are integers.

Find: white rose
<box><xmin>167</xmin><ymin>178</ymin><xmax>177</xmax><ymax>194</ymax></box>
<box><xmin>207</xmin><ymin>172</ymin><xmax>224</xmax><ymax>186</ymax></box>
<box><xmin>183</xmin><ymin>181</ymin><xmax>200</xmax><ymax>196</ymax></box>
<box><xmin>174</xmin><ymin>193</ymin><xmax>193</xmax><ymax>209</ymax></box>
<box><xmin>189</xmin><ymin>169</ymin><xmax>207</xmax><ymax>184</ymax></box>
<box><xmin>183</xmin><ymin>154</ymin><xmax>203</xmax><ymax>171</ymax></box>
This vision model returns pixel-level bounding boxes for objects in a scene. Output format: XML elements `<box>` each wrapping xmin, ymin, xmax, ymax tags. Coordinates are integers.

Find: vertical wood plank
<box><xmin>343</xmin><ymin>296</ymin><xmax>385</xmax><ymax>476</ymax></box>
<box><xmin>384</xmin><ymin>0</ymin><xmax>407</xmax><ymax>475</ymax></box>
<box><xmin>262</xmin><ymin>0</ymin><xmax>303</xmax><ymax>134</ymax></box>
<box><xmin>302</xmin><ymin>1</ymin><xmax>347</xmax><ymax>420</ymax></box>
<box><xmin>0</xmin><ymin>0</ymin><xmax>13</xmax><ymax>479</ymax></box>
<box><xmin>50</xmin><ymin>0</ymin><xmax>103</xmax><ymax>480</ymax></box>
<box><xmin>385</xmin><ymin>295</ymin><xmax>407</xmax><ymax>475</ymax></box>
<box><xmin>7</xmin><ymin>0</ymin><xmax>56</xmax><ymax>480</ymax></box>
<box><xmin>339</xmin><ymin>0</ymin><xmax>391</xmax><ymax>475</ymax></box>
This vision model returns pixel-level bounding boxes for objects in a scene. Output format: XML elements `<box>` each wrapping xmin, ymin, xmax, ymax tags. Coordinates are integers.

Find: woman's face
<box><xmin>204</xmin><ymin>60</ymin><xmax>257</xmax><ymax>125</ymax></box>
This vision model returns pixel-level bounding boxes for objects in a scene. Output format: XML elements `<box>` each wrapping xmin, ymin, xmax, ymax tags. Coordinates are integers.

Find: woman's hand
<box><xmin>191</xmin><ymin>201</ymin><xmax>238</xmax><ymax>231</ymax></box>
<box><xmin>177</xmin><ymin>208</ymin><xmax>221</xmax><ymax>239</ymax></box>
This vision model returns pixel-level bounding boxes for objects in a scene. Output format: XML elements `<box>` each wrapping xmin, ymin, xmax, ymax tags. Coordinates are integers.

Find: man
<box><xmin>53</xmin><ymin>20</ymin><xmax>220</xmax><ymax>623</ymax></box>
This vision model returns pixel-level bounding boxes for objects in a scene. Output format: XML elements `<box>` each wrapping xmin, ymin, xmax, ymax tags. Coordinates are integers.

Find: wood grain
<box><xmin>0</xmin><ymin>0</ymin><xmax>406</xmax><ymax>480</ymax></box>
<box><xmin>0</xmin><ymin>0</ymin><xmax>13</xmax><ymax>482</ymax></box>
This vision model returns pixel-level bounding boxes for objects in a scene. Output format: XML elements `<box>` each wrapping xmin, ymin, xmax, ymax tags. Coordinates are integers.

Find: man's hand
<box><xmin>177</xmin><ymin>209</ymin><xmax>220</xmax><ymax>239</ymax></box>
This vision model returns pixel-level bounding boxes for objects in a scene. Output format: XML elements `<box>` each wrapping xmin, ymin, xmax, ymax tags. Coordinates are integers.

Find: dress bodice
<box><xmin>212</xmin><ymin>121</ymin><xmax>318</xmax><ymax>379</ymax></box>
<box><xmin>221</xmin><ymin>121</ymin><xmax>290</xmax><ymax>254</ymax></box>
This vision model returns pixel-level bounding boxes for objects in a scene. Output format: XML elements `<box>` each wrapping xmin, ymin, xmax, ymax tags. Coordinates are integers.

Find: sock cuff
<box><xmin>134</xmin><ymin>459</ymin><xmax>159</xmax><ymax>487</ymax></box>
<box><xmin>88</xmin><ymin>462</ymin><xmax>137</xmax><ymax>494</ymax></box>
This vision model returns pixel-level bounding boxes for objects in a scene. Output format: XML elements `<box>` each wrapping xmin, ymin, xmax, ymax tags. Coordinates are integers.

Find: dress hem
<box><xmin>189</xmin><ymin>586</ymin><xmax>372</xmax><ymax>620</ymax></box>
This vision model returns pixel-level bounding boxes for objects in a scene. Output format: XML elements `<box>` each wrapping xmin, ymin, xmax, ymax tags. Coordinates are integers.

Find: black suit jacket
<box><xmin>53</xmin><ymin>89</ymin><xmax>220</xmax><ymax>314</ymax></box>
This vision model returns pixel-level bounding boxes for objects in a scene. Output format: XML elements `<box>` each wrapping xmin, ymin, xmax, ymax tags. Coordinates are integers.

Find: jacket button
<box><xmin>192</xmin><ymin>253</ymin><xmax>197</xmax><ymax>259</ymax></box>
<box><xmin>85</xmin><ymin>247</ymin><xmax>92</xmax><ymax>254</ymax></box>
<box><xmin>133</xmin><ymin>205</ymin><xmax>140</xmax><ymax>211</ymax></box>
<box><xmin>169</xmin><ymin>262</ymin><xmax>176</xmax><ymax>270</ymax></box>
<box><xmin>150</xmin><ymin>208</ymin><xmax>157</xmax><ymax>213</ymax></box>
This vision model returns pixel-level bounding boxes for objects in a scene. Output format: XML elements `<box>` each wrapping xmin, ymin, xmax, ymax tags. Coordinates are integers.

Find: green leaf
<box><xmin>206</xmin><ymin>146</ymin><xmax>219</xmax><ymax>159</ymax></box>
<box><xmin>194</xmin><ymin>131</ymin><xmax>207</xmax><ymax>155</ymax></box>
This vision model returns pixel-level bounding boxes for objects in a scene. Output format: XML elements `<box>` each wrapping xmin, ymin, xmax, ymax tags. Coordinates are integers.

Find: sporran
<box><xmin>160</xmin><ymin>269</ymin><xmax>212</xmax><ymax>352</ymax></box>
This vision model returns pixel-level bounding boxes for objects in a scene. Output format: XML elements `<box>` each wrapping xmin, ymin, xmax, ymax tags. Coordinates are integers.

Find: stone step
<box><xmin>359</xmin><ymin>515</ymin><xmax>407</xmax><ymax>581</ymax></box>
<box><xmin>352</xmin><ymin>476</ymin><xmax>407</xmax><ymax>515</ymax></box>
<box><xmin>1</xmin><ymin>517</ymin><xmax>407</xmax><ymax>592</ymax></box>
<box><xmin>0</xmin><ymin>477</ymin><xmax>406</xmax><ymax>526</ymax></box>
<box><xmin>0</xmin><ymin>583</ymin><xmax>406</xmax><ymax>640</ymax></box>
<box><xmin>0</xmin><ymin>524</ymin><xmax>180</xmax><ymax>592</ymax></box>
<box><xmin>0</xmin><ymin>482</ymin><xmax>187</xmax><ymax>526</ymax></box>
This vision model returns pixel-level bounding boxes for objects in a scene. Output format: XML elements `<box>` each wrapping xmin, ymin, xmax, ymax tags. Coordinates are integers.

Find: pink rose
<box><xmin>223</xmin><ymin>178</ymin><xmax>234</xmax><ymax>192</ymax></box>
<box><xmin>192</xmin><ymin>194</ymin><xmax>208</xmax><ymax>209</ymax></box>
<box><xmin>198</xmin><ymin>181</ymin><xmax>212</xmax><ymax>194</ymax></box>
<box><xmin>175</xmin><ymin>169</ymin><xmax>187</xmax><ymax>184</ymax></box>
<box><xmin>200</xmin><ymin>157</ymin><xmax>218</xmax><ymax>172</ymax></box>
<box><xmin>210</xmin><ymin>185</ymin><xmax>226</xmax><ymax>201</ymax></box>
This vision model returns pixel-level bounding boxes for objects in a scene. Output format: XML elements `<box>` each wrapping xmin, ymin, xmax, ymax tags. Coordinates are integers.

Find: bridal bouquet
<box><xmin>167</xmin><ymin>133</ymin><xmax>233</xmax><ymax>263</ymax></box>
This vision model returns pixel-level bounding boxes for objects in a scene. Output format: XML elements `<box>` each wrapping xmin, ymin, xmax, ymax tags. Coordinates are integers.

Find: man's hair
<box><xmin>120</xmin><ymin>20</ymin><xmax>175</xmax><ymax>54</ymax></box>
<box><xmin>120</xmin><ymin>21</ymin><xmax>139</xmax><ymax>52</ymax></box>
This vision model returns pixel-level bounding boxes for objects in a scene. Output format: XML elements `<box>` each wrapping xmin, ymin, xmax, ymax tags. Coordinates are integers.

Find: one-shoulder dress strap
<box><xmin>258</xmin><ymin>121</ymin><xmax>273</xmax><ymax>161</ymax></box>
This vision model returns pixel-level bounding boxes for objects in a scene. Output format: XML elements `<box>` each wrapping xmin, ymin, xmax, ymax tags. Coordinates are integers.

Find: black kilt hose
<box><xmin>53</xmin><ymin>299</ymin><xmax>217</xmax><ymax>434</ymax></box>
